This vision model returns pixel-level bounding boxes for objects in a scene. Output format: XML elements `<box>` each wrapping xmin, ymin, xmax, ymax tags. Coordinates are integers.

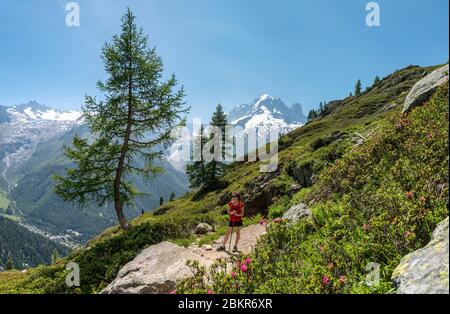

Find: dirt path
<box><xmin>189</xmin><ymin>224</ymin><xmax>267</xmax><ymax>267</ymax></box>
<box><xmin>102</xmin><ymin>223</ymin><xmax>268</xmax><ymax>294</ymax></box>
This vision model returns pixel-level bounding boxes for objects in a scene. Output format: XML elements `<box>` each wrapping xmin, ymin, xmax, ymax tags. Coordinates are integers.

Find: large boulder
<box><xmin>195</xmin><ymin>223</ymin><xmax>213</xmax><ymax>235</ymax></box>
<box><xmin>402</xmin><ymin>64</ymin><xmax>449</xmax><ymax>113</ymax></box>
<box><xmin>282</xmin><ymin>203</ymin><xmax>311</xmax><ymax>223</ymax></box>
<box><xmin>392</xmin><ymin>217</ymin><xmax>449</xmax><ymax>294</ymax></box>
<box><xmin>101</xmin><ymin>241</ymin><xmax>202</xmax><ymax>294</ymax></box>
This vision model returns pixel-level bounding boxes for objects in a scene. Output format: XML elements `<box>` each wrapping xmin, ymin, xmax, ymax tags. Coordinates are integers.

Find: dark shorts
<box><xmin>229</xmin><ymin>220</ymin><xmax>243</xmax><ymax>227</ymax></box>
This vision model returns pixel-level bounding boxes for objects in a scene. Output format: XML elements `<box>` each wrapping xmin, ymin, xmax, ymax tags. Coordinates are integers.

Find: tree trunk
<box><xmin>113</xmin><ymin>46</ymin><xmax>134</xmax><ymax>230</ymax></box>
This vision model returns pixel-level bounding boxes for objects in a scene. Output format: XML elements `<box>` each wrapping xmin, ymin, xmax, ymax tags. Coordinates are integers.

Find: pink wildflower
<box><xmin>241</xmin><ymin>264</ymin><xmax>248</xmax><ymax>272</ymax></box>
<box><xmin>245</xmin><ymin>257</ymin><xmax>252</xmax><ymax>265</ymax></box>
<box><xmin>322</xmin><ymin>275</ymin><xmax>330</xmax><ymax>285</ymax></box>
<box><xmin>231</xmin><ymin>272</ymin><xmax>237</xmax><ymax>278</ymax></box>
<box><xmin>207</xmin><ymin>290</ymin><xmax>214</xmax><ymax>294</ymax></box>
<box><xmin>169</xmin><ymin>290</ymin><xmax>177</xmax><ymax>294</ymax></box>
<box><xmin>406</xmin><ymin>191</ymin><xmax>414</xmax><ymax>200</ymax></box>
<box><xmin>339</xmin><ymin>276</ymin><xmax>346</xmax><ymax>285</ymax></box>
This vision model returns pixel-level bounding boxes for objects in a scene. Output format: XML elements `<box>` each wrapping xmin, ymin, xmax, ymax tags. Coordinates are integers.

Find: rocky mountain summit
<box><xmin>228</xmin><ymin>94</ymin><xmax>306</xmax><ymax>134</ymax></box>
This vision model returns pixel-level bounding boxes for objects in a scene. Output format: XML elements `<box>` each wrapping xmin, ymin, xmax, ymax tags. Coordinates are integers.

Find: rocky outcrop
<box><xmin>101</xmin><ymin>224</ymin><xmax>267</xmax><ymax>294</ymax></box>
<box><xmin>402</xmin><ymin>64</ymin><xmax>449</xmax><ymax>113</ymax></box>
<box><xmin>243</xmin><ymin>172</ymin><xmax>280</xmax><ymax>216</ymax></box>
<box><xmin>282</xmin><ymin>203</ymin><xmax>311</xmax><ymax>223</ymax></box>
<box><xmin>101</xmin><ymin>241</ymin><xmax>202</xmax><ymax>294</ymax></box>
<box><xmin>392</xmin><ymin>217</ymin><xmax>449</xmax><ymax>294</ymax></box>
<box><xmin>286</xmin><ymin>161</ymin><xmax>315</xmax><ymax>188</ymax></box>
<box><xmin>195</xmin><ymin>223</ymin><xmax>213</xmax><ymax>235</ymax></box>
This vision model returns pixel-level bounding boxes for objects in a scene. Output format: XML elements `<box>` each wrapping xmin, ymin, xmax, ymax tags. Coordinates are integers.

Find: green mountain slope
<box><xmin>179</xmin><ymin>80</ymin><xmax>449</xmax><ymax>294</ymax></box>
<box><xmin>0</xmin><ymin>216</ymin><xmax>70</xmax><ymax>270</ymax></box>
<box><xmin>0</xmin><ymin>64</ymin><xmax>447</xmax><ymax>294</ymax></box>
<box><xmin>4</xmin><ymin>124</ymin><xmax>189</xmax><ymax>241</ymax></box>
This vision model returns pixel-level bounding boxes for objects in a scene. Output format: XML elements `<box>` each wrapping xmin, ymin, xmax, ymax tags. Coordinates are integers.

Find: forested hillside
<box><xmin>0</xmin><ymin>217</ymin><xmax>70</xmax><ymax>270</ymax></box>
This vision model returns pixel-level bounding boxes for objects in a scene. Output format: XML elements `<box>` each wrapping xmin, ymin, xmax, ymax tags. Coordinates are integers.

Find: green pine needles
<box><xmin>54</xmin><ymin>8</ymin><xmax>189</xmax><ymax>229</ymax></box>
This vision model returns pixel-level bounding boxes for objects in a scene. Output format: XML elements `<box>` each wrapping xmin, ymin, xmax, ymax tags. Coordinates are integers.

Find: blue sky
<box><xmin>0</xmin><ymin>0</ymin><xmax>448</xmax><ymax>121</ymax></box>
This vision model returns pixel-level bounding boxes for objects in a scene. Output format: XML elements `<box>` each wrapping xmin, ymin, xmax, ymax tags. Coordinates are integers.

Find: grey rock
<box><xmin>202</xmin><ymin>244</ymin><xmax>213</xmax><ymax>251</ymax></box>
<box><xmin>282</xmin><ymin>203</ymin><xmax>311</xmax><ymax>223</ymax></box>
<box><xmin>289</xmin><ymin>184</ymin><xmax>302</xmax><ymax>194</ymax></box>
<box><xmin>101</xmin><ymin>241</ymin><xmax>202</xmax><ymax>294</ymax></box>
<box><xmin>287</xmin><ymin>163</ymin><xmax>314</xmax><ymax>188</ymax></box>
<box><xmin>381</xmin><ymin>103</ymin><xmax>397</xmax><ymax>112</ymax></box>
<box><xmin>402</xmin><ymin>64</ymin><xmax>449</xmax><ymax>113</ymax></box>
<box><xmin>392</xmin><ymin>217</ymin><xmax>449</xmax><ymax>294</ymax></box>
<box><xmin>195</xmin><ymin>223</ymin><xmax>213</xmax><ymax>235</ymax></box>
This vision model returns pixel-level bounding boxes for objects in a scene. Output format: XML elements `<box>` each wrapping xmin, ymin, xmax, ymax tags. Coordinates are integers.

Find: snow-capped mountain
<box><xmin>6</xmin><ymin>100</ymin><xmax>82</xmax><ymax>123</ymax></box>
<box><xmin>0</xmin><ymin>101</ymin><xmax>83</xmax><ymax>184</ymax></box>
<box><xmin>0</xmin><ymin>100</ymin><xmax>189</xmax><ymax>246</ymax></box>
<box><xmin>167</xmin><ymin>94</ymin><xmax>306</xmax><ymax>172</ymax></box>
<box><xmin>228</xmin><ymin>94</ymin><xmax>306</xmax><ymax>134</ymax></box>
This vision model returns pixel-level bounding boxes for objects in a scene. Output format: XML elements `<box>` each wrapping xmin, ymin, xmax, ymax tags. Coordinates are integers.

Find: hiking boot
<box><xmin>233</xmin><ymin>245</ymin><xmax>238</xmax><ymax>252</ymax></box>
<box><xmin>217</xmin><ymin>245</ymin><xmax>225</xmax><ymax>251</ymax></box>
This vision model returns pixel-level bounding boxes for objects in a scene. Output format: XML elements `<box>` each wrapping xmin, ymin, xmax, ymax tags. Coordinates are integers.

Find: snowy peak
<box><xmin>228</xmin><ymin>94</ymin><xmax>306</xmax><ymax>134</ymax></box>
<box><xmin>6</xmin><ymin>101</ymin><xmax>82</xmax><ymax>122</ymax></box>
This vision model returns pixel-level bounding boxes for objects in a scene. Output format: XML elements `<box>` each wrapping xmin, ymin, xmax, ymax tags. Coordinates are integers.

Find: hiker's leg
<box><xmin>222</xmin><ymin>227</ymin><xmax>232</xmax><ymax>246</ymax></box>
<box><xmin>234</xmin><ymin>227</ymin><xmax>241</xmax><ymax>246</ymax></box>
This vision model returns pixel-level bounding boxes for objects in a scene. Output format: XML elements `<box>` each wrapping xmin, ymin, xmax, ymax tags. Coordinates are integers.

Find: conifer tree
<box><xmin>307</xmin><ymin>109</ymin><xmax>317</xmax><ymax>121</ymax></box>
<box><xmin>205</xmin><ymin>104</ymin><xmax>229</xmax><ymax>185</ymax></box>
<box><xmin>374</xmin><ymin>76</ymin><xmax>380</xmax><ymax>85</ymax></box>
<box><xmin>5</xmin><ymin>254</ymin><xmax>14</xmax><ymax>270</ymax></box>
<box><xmin>319</xmin><ymin>102</ymin><xmax>324</xmax><ymax>114</ymax></box>
<box><xmin>54</xmin><ymin>8</ymin><xmax>188</xmax><ymax>229</ymax></box>
<box><xmin>160</xmin><ymin>196</ymin><xmax>164</xmax><ymax>206</ymax></box>
<box><xmin>355</xmin><ymin>79</ymin><xmax>362</xmax><ymax>96</ymax></box>
<box><xmin>186</xmin><ymin>124</ymin><xmax>208</xmax><ymax>188</ymax></box>
<box><xmin>169</xmin><ymin>192</ymin><xmax>176</xmax><ymax>202</ymax></box>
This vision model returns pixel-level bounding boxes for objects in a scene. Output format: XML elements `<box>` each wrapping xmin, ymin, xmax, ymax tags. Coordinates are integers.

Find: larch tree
<box><xmin>54</xmin><ymin>8</ymin><xmax>188</xmax><ymax>229</ymax></box>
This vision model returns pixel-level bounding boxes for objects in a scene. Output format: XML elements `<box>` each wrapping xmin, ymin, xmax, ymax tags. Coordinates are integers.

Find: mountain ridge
<box><xmin>227</xmin><ymin>94</ymin><xmax>307</xmax><ymax>134</ymax></box>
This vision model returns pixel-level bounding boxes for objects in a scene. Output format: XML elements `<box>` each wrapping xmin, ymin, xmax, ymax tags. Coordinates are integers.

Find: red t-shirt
<box><xmin>228</xmin><ymin>201</ymin><xmax>244</xmax><ymax>222</ymax></box>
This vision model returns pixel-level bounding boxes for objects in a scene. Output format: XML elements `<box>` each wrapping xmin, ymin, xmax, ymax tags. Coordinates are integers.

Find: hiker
<box><xmin>217</xmin><ymin>191</ymin><xmax>244</xmax><ymax>252</ymax></box>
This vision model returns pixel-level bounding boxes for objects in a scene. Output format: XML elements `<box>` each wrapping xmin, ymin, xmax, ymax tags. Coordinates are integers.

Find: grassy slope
<box><xmin>0</xmin><ymin>64</ymin><xmax>444</xmax><ymax>293</ymax></box>
<box><xmin>177</xmin><ymin>82</ymin><xmax>449</xmax><ymax>294</ymax></box>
